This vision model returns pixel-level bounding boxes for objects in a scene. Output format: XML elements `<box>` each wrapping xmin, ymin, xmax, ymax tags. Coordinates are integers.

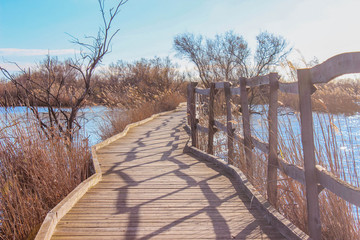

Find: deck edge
<box><xmin>184</xmin><ymin>143</ymin><xmax>310</xmax><ymax>240</ymax></box>
<box><xmin>35</xmin><ymin>102</ymin><xmax>186</xmax><ymax>240</ymax></box>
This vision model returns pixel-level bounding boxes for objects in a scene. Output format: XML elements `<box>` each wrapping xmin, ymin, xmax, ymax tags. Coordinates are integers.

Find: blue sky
<box><xmin>1</xmin><ymin>0</ymin><xmax>360</xmax><ymax>74</ymax></box>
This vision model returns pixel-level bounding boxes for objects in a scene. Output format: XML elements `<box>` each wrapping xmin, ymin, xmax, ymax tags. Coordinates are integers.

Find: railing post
<box><xmin>240</xmin><ymin>77</ymin><xmax>253</xmax><ymax>177</ymax></box>
<box><xmin>188</xmin><ymin>82</ymin><xmax>198</xmax><ymax>147</ymax></box>
<box><xmin>298</xmin><ymin>69</ymin><xmax>321</xmax><ymax>240</ymax></box>
<box><xmin>187</xmin><ymin>84</ymin><xmax>191</xmax><ymax>125</ymax></box>
<box><xmin>224</xmin><ymin>82</ymin><xmax>235</xmax><ymax>164</ymax></box>
<box><xmin>267</xmin><ymin>73</ymin><xmax>279</xmax><ymax>208</ymax></box>
<box><xmin>207</xmin><ymin>83</ymin><xmax>215</xmax><ymax>155</ymax></box>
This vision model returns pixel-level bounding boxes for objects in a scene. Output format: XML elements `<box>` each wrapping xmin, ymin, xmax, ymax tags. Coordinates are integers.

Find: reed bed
<box><xmin>0</xmin><ymin>113</ymin><xmax>92</xmax><ymax>240</ymax></box>
<box><xmin>98</xmin><ymin>92</ymin><xmax>186</xmax><ymax>140</ymax></box>
<box><xmin>196</xmin><ymin>86</ymin><xmax>360</xmax><ymax>239</ymax></box>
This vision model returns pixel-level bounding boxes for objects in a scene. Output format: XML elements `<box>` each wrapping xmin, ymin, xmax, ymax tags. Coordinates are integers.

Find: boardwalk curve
<box><xmin>51</xmin><ymin>106</ymin><xmax>290</xmax><ymax>239</ymax></box>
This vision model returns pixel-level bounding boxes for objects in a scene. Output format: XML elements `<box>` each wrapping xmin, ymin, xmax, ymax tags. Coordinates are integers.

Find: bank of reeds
<box><xmin>197</xmin><ymin>91</ymin><xmax>360</xmax><ymax>239</ymax></box>
<box><xmin>99</xmin><ymin>92</ymin><xmax>186</xmax><ymax>140</ymax></box>
<box><xmin>278</xmin><ymin>80</ymin><xmax>360</xmax><ymax>115</ymax></box>
<box><xmin>0</xmin><ymin>113</ymin><xmax>92</xmax><ymax>240</ymax></box>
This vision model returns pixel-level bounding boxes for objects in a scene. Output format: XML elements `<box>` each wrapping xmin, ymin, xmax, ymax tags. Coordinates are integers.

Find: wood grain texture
<box><xmin>207</xmin><ymin>83</ymin><xmax>215</xmax><ymax>155</ymax></box>
<box><xmin>267</xmin><ymin>73</ymin><xmax>279</xmax><ymax>207</ymax></box>
<box><xmin>240</xmin><ymin>77</ymin><xmax>254</xmax><ymax>178</ymax></box>
<box><xmin>51</xmin><ymin>105</ymin><xmax>288</xmax><ymax>240</ymax></box>
<box><xmin>224</xmin><ymin>82</ymin><xmax>235</xmax><ymax>164</ymax></box>
<box><xmin>297</xmin><ymin>68</ymin><xmax>321</xmax><ymax>240</ymax></box>
<box><xmin>309</xmin><ymin>52</ymin><xmax>360</xmax><ymax>83</ymax></box>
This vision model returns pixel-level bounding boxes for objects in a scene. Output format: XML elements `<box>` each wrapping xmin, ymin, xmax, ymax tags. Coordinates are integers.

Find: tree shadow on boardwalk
<box><xmin>101</xmin><ymin>113</ymin><xmax>283</xmax><ymax>239</ymax></box>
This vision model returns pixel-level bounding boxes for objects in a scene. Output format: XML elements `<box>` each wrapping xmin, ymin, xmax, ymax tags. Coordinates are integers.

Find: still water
<box><xmin>0</xmin><ymin>106</ymin><xmax>111</xmax><ymax>146</ymax></box>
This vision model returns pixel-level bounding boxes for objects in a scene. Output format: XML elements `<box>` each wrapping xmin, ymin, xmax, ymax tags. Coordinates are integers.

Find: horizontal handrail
<box><xmin>188</xmin><ymin>54</ymin><xmax>360</xmax><ymax>239</ymax></box>
<box><xmin>316</xmin><ymin>165</ymin><xmax>360</xmax><ymax>207</ymax></box>
<box><xmin>196</xmin><ymin>123</ymin><xmax>209</xmax><ymax>134</ymax></box>
<box><xmin>195</xmin><ymin>88</ymin><xmax>210</xmax><ymax>96</ymax></box>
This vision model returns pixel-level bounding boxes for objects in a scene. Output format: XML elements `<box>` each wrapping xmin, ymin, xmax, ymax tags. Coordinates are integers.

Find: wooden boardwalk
<box><xmin>51</xmin><ymin>107</ymin><xmax>286</xmax><ymax>239</ymax></box>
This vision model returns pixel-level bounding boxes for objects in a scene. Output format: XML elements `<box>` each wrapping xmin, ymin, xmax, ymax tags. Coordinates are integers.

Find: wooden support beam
<box><xmin>240</xmin><ymin>77</ymin><xmax>253</xmax><ymax>178</ymax></box>
<box><xmin>224</xmin><ymin>82</ymin><xmax>235</xmax><ymax>164</ymax></box>
<box><xmin>195</xmin><ymin>88</ymin><xmax>210</xmax><ymax>96</ymax></box>
<box><xmin>298</xmin><ymin>69</ymin><xmax>321</xmax><ymax>240</ymax></box>
<box><xmin>267</xmin><ymin>73</ymin><xmax>279</xmax><ymax>208</ymax></box>
<box><xmin>207</xmin><ymin>83</ymin><xmax>215</xmax><ymax>155</ymax></box>
<box><xmin>189</xmin><ymin>82</ymin><xmax>198</xmax><ymax>147</ymax></box>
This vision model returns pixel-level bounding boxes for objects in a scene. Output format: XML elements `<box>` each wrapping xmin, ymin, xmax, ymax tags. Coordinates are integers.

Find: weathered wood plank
<box><xmin>267</xmin><ymin>73</ymin><xmax>279</xmax><ymax>207</ymax></box>
<box><xmin>49</xmin><ymin>104</ymin><xmax>302</xmax><ymax>240</ymax></box>
<box><xmin>214</xmin><ymin>120</ymin><xmax>227</xmax><ymax>133</ymax></box>
<box><xmin>277</xmin><ymin>157</ymin><xmax>305</xmax><ymax>185</ymax></box>
<box><xmin>189</xmin><ymin>82</ymin><xmax>198</xmax><ymax>147</ymax></box>
<box><xmin>195</xmin><ymin>87</ymin><xmax>210</xmax><ymax>96</ymax></box>
<box><xmin>214</xmin><ymin>82</ymin><xmax>226</xmax><ymax>89</ymax></box>
<box><xmin>240</xmin><ymin>77</ymin><xmax>253</xmax><ymax>177</ymax></box>
<box><xmin>309</xmin><ymin>52</ymin><xmax>360</xmax><ymax>83</ymax></box>
<box><xmin>207</xmin><ymin>83</ymin><xmax>215</xmax><ymax>154</ymax></box>
<box><xmin>246</xmin><ymin>75</ymin><xmax>270</xmax><ymax>87</ymax></box>
<box><xmin>196</xmin><ymin>123</ymin><xmax>209</xmax><ymax>134</ymax></box>
<box><xmin>278</xmin><ymin>82</ymin><xmax>299</xmax><ymax>94</ymax></box>
<box><xmin>230</xmin><ymin>87</ymin><xmax>241</xmax><ymax>95</ymax></box>
<box><xmin>251</xmin><ymin>136</ymin><xmax>269</xmax><ymax>154</ymax></box>
<box><xmin>224</xmin><ymin>82</ymin><xmax>235</xmax><ymax>164</ymax></box>
<box><xmin>316</xmin><ymin>165</ymin><xmax>360</xmax><ymax>207</ymax></box>
<box><xmin>297</xmin><ymin>68</ymin><xmax>321</xmax><ymax>240</ymax></box>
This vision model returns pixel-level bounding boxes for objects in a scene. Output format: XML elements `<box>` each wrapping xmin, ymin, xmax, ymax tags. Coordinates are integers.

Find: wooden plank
<box><xmin>187</xmin><ymin>84</ymin><xmax>191</xmax><ymax>125</ymax></box>
<box><xmin>309</xmin><ymin>52</ymin><xmax>360</xmax><ymax>83</ymax></box>
<box><xmin>246</xmin><ymin>75</ymin><xmax>270</xmax><ymax>87</ymax></box>
<box><xmin>49</xmin><ymin>104</ymin><xmax>301</xmax><ymax>240</ymax></box>
<box><xmin>278</xmin><ymin>82</ymin><xmax>298</xmax><ymax>94</ymax></box>
<box><xmin>316</xmin><ymin>165</ymin><xmax>360</xmax><ymax>207</ymax></box>
<box><xmin>185</xmin><ymin>145</ymin><xmax>309</xmax><ymax>240</ymax></box>
<box><xmin>230</xmin><ymin>87</ymin><xmax>241</xmax><ymax>95</ymax></box>
<box><xmin>277</xmin><ymin>157</ymin><xmax>305</xmax><ymax>185</ymax></box>
<box><xmin>297</xmin><ymin>68</ymin><xmax>321</xmax><ymax>240</ymax></box>
<box><xmin>207</xmin><ymin>83</ymin><xmax>215</xmax><ymax>155</ymax></box>
<box><xmin>214</xmin><ymin>120</ymin><xmax>227</xmax><ymax>133</ymax></box>
<box><xmin>267</xmin><ymin>73</ymin><xmax>279</xmax><ymax>207</ymax></box>
<box><xmin>251</xmin><ymin>136</ymin><xmax>269</xmax><ymax>154</ymax></box>
<box><xmin>195</xmin><ymin>87</ymin><xmax>210</xmax><ymax>96</ymax></box>
<box><xmin>214</xmin><ymin>82</ymin><xmax>226</xmax><ymax>89</ymax></box>
<box><xmin>240</xmin><ymin>77</ymin><xmax>253</xmax><ymax>177</ymax></box>
<box><xmin>196</xmin><ymin>124</ymin><xmax>209</xmax><ymax>134</ymax></box>
<box><xmin>224</xmin><ymin>82</ymin><xmax>235</xmax><ymax>164</ymax></box>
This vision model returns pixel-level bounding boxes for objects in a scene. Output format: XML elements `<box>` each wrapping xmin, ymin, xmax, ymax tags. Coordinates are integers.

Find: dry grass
<box><xmin>279</xmin><ymin>80</ymin><xmax>360</xmax><ymax>115</ymax></box>
<box><xmin>99</xmin><ymin>92</ymin><xmax>185</xmax><ymax>140</ymax></box>
<box><xmin>0</xmin><ymin>114</ymin><xmax>92</xmax><ymax>240</ymax></box>
<box><xmin>196</xmin><ymin>86</ymin><xmax>360</xmax><ymax>239</ymax></box>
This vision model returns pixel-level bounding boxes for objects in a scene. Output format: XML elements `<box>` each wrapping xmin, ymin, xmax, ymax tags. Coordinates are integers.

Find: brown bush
<box><xmin>99</xmin><ymin>92</ymin><xmax>185</xmax><ymax>140</ymax></box>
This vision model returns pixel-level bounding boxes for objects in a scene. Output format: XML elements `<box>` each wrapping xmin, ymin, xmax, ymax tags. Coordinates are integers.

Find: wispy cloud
<box><xmin>0</xmin><ymin>48</ymin><xmax>80</xmax><ymax>57</ymax></box>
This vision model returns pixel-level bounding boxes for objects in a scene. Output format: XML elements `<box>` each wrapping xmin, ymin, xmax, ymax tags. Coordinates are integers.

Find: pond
<box><xmin>0</xmin><ymin>106</ymin><xmax>111</xmax><ymax>146</ymax></box>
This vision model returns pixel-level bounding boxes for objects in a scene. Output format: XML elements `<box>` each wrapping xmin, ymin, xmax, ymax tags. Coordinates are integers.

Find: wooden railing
<box><xmin>186</xmin><ymin>52</ymin><xmax>360</xmax><ymax>240</ymax></box>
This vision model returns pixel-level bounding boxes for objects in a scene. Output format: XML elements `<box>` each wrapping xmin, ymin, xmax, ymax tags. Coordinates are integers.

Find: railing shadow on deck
<box><xmin>102</xmin><ymin>117</ymin><xmax>283</xmax><ymax>239</ymax></box>
<box><xmin>186</xmin><ymin>52</ymin><xmax>360</xmax><ymax>240</ymax></box>
<box><xmin>35</xmin><ymin>104</ymin><xmax>187</xmax><ymax>240</ymax></box>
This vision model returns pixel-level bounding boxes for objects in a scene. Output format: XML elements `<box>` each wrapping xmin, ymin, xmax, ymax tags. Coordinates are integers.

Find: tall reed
<box><xmin>0</xmin><ymin>112</ymin><xmax>92</xmax><ymax>240</ymax></box>
<box><xmin>98</xmin><ymin>92</ymin><xmax>185</xmax><ymax>140</ymax></box>
<box><xmin>196</xmin><ymin>85</ymin><xmax>360</xmax><ymax>239</ymax></box>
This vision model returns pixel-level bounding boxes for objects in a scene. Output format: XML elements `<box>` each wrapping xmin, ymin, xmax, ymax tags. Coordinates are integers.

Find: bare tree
<box><xmin>0</xmin><ymin>0</ymin><xmax>128</xmax><ymax>142</ymax></box>
<box><xmin>174</xmin><ymin>30</ymin><xmax>291</xmax><ymax>86</ymax></box>
<box><xmin>253</xmin><ymin>31</ymin><xmax>290</xmax><ymax>76</ymax></box>
<box><xmin>174</xmin><ymin>33</ymin><xmax>212</xmax><ymax>87</ymax></box>
<box><xmin>207</xmin><ymin>31</ymin><xmax>250</xmax><ymax>82</ymax></box>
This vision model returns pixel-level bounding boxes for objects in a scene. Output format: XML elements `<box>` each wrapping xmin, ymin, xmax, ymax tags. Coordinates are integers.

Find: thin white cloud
<box><xmin>0</xmin><ymin>48</ymin><xmax>80</xmax><ymax>57</ymax></box>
